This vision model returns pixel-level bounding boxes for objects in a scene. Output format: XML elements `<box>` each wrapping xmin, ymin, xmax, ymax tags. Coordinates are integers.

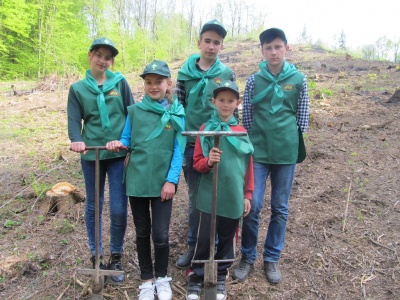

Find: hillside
<box><xmin>0</xmin><ymin>40</ymin><xmax>399</xmax><ymax>299</ymax></box>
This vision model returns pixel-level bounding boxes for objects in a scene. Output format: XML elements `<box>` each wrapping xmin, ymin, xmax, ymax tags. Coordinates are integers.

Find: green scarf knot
<box><xmin>82</xmin><ymin>69</ymin><xmax>124</xmax><ymax>129</ymax></box>
<box><xmin>201</xmin><ymin>111</ymin><xmax>254</xmax><ymax>157</ymax></box>
<box><xmin>177</xmin><ymin>54</ymin><xmax>226</xmax><ymax>108</ymax></box>
<box><xmin>136</xmin><ymin>95</ymin><xmax>186</xmax><ymax>154</ymax></box>
<box><xmin>251</xmin><ymin>61</ymin><xmax>298</xmax><ymax>114</ymax></box>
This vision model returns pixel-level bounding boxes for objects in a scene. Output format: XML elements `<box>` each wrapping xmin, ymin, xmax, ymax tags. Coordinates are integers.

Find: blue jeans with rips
<box><xmin>241</xmin><ymin>162</ymin><xmax>296</xmax><ymax>264</ymax></box>
<box><xmin>81</xmin><ymin>157</ymin><xmax>128</xmax><ymax>257</ymax></box>
<box><xmin>182</xmin><ymin>145</ymin><xmax>202</xmax><ymax>248</ymax></box>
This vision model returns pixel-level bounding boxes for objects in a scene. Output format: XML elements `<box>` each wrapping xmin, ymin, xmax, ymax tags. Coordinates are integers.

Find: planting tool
<box><xmin>76</xmin><ymin>146</ymin><xmax>124</xmax><ymax>300</ymax></box>
<box><xmin>182</xmin><ymin>131</ymin><xmax>247</xmax><ymax>299</ymax></box>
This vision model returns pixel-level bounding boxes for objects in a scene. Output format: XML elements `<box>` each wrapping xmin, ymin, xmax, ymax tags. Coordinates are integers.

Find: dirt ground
<box><xmin>0</xmin><ymin>41</ymin><xmax>399</xmax><ymax>300</ymax></box>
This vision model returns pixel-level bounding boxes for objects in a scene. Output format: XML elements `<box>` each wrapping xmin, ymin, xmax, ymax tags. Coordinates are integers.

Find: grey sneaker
<box><xmin>185</xmin><ymin>279</ymin><xmax>202</xmax><ymax>300</ymax></box>
<box><xmin>264</xmin><ymin>261</ymin><xmax>282</xmax><ymax>284</ymax></box>
<box><xmin>216</xmin><ymin>281</ymin><xmax>227</xmax><ymax>300</ymax></box>
<box><xmin>233</xmin><ymin>258</ymin><xmax>253</xmax><ymax>282</ymax></box>
<box><xmin>176</xmin><ymin>247</ymin><xmax>195</xmax><ymax>269</ymax></box>
<box><xmin>108</xmin><ymin>253</ymin><xmax>125</xmax><ymax>285</ymax></box>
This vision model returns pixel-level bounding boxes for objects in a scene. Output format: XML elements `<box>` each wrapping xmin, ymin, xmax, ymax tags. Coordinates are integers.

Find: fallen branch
<box><xmin>172</xmin><ymin>282</ymin><xmax>186</xmax><ymax>297</ymax></box>
<box><xmin>342</xmin><ymin>182</ymin><xmax>352</xmax><ymax>232</ymax></box>
<box><xmin>56</xmin><ymin>283</ymin><xmax>70</xmax><ymax>300</ymax></box>
<box><xmin>369</xmin><ymin>235</ymin><xmax>398</xmax><ymax>258</ymax></box>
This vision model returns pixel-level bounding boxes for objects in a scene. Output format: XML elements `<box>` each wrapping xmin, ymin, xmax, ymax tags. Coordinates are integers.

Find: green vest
<box><xmin>196</xmin><ymin>136</ymin><xmax>250</xmax><ymax>219</ymax></box>
<box><xmin>71</xmin><ymin>80</ymin><xmax>127</xmax><ymax>161</ymax></box>
<box><xmin>184</xmin><ymin>67</ymin><xmax>233</xmax><ymax>143</ymax></box>
<box><xmin>125</xmin><ymin>105</ymin><xmax>175</xmax><ymax>197</ymax></box>
<box><xmin>249</xmin><ymin>72</ymin><xmax>304</xmax><ymax>164</ymax></box>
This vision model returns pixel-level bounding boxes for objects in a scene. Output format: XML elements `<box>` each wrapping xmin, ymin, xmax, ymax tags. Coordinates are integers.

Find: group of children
<box><xmin>68</xmin><ymin>19</ymin><xmax>309</xmax><ymax>300</ymax></box>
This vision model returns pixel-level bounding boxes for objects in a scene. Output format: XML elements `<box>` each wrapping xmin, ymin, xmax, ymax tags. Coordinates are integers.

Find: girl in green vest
<box><xmin>185</xmin><ymin>80</ymin><xmax>254</xmax><ymax>300</ymax></box>
<box><xmin>67</xmin><ymin>37</ymin><xmax>134</xmax><ymax>284</ymax></box>
<box><xmin>106</xmin><ymin>60</ymin><xmax>185</xmax><ymax>300</ymax></box>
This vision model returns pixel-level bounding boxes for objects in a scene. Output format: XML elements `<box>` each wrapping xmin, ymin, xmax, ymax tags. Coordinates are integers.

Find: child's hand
<box><xmin>207</xmin><ymin>147</ymin><xmax>222</xmax><ymax>167</ymax></box>
<box><xmin>161</xmin><ymin>182</ymin><xmax>175</xmax><ymax>201</ymax></box>
<box><xmin>70</xmin><ymin>142</ymin><xmax>88</xmax><ymax>154</ymax></box>
<box><xmin>243</xmin><ymin>198</ymin><xmax>251</xmax><ymax>217</ymax></box>
<box><xmin>106</xmin><ymin>140</ymin><xmax>123</xmax><ymax>152</ymax></box>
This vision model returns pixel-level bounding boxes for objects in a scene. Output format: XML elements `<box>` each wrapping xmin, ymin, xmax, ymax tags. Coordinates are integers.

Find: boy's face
<box><xmin>261</xmin><ymin>37</ymin><xmax>289</xmax><ymax>70</ymax></box>
<box><xmin>212</xmin><ymin>90</ymin><xmax>239</xmax><ymax>122</ymax></box>
<box><xmin>198</xmin><ymin>31</ymin><xmax>224</xmax><ymax>64</ymax></box>
<box><xmin>144</xmin><ymin>74</ymin><xmax>172</xmax><ymax>101</ymax></box>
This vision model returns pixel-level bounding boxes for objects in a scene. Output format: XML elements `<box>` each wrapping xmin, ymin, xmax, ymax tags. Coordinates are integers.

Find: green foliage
<box><xmin>53</xmin><ymin>219</ymin><xmax>75</xmax><ymax>234</ymax></box>
<box><xmin>321</xmin><ymin>88</ymin><xmax>333</xmax><ymax>97</ymax></box>
<box><xmin>368</xmin><ymin>73</ymin><xmax>377</xmax><ymax>81</ymax></box>
<box><xmin>3</xmin><ymin>219</ymin><xmax>21</xmax><ymax>229</ymax></box>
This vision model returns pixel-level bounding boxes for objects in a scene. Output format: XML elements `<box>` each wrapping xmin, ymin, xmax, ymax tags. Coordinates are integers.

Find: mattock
<box><xmin>76</xmin><ymin>146</ymin><xmax>124</xmax><ymax>300</ymax></box>
<box><xmin>182</xmin><ymin>131</ymin><xmax>247</xmax><ymax>300</ymax></box>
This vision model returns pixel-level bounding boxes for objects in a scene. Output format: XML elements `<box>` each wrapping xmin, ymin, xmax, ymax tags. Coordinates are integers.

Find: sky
<box><xmin>197</xmin><ymin>0</ymin><xmax>400</xmax><ymax>50</ymax></box>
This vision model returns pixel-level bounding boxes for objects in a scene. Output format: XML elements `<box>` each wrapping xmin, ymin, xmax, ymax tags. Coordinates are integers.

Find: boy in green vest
<box><xmin>185</xmin><ymin>80</ymin><xmax>254</xmax><ymax>300</ymax></box>
<box><xmin>176</xmin><ymin>19</ymin><xmax>237</xmax><ymax>269</ymax></box>
<box><xmin>233</xmin><ymin>28</ymin><xmax>309</xmax><ymax>284</ymax></box>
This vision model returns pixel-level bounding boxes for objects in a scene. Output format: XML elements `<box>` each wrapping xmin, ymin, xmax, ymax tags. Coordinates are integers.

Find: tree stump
<box><xmin>39</xmin><ymin>182</ymin><xmax>85</xmax><ymax>218</ymax></box>
<box><xmin>388</xmin><ymin>89</ymin><xmax>400</xmax><ymax>104</ymax></box>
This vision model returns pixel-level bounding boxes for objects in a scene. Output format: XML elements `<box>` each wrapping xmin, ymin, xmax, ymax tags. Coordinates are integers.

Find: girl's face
<box><xmin>88</xmin><ymin>46</ymin><xmax>114</xmax><ymax>74</ymax></box>
<box><xmin>144</xmin><ymin>74</ymin><xmax>172</xmax><ymax>101</ymax></box>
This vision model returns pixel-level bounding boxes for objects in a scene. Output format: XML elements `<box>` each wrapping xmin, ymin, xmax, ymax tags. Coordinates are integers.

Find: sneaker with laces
<box><xmin>232</xmin><ymin>258</ymin><xmax>253</xmax><ymax>282</ymax></box>
<box><xmin>90</xmin><ymin>256</ymin><xmax>108</xmax><ymax>286</ymax></box>
<box><xmin>108</xmin><ymin>253</ymin><xmax>125</xmax><ymax>285</ymax></box>
<box><xmin>264</xmin><ymin>261</ymin><xmax>282</xmax><ymax>284</ymax></box>
<box><xmin>176</xmin><ymin>247</ymin><xmax>195</xmax><ymax>269</ymax></box>
<box><xmin>90</xmin><ymin>255</ymin><xmax>107</xmax><ymax>270</ymax></box>
<box><xmin>155</xmin><ymin>276</ymin><xmax>173</xmax><ymax>300</ymax></box>
<box><xmin>217</xmin><ymin>281</ymin><xmax>227</xmax><ymax>300</ymax></box>
<box><xmin>138</xmin><ymin>281</ymin><xmax>155</xmax><ymax>300</ymax></box>
<box><xmin>185</xmin><ymin>279</ymin><xmax>202</xmax><ymax>300</ymax></box>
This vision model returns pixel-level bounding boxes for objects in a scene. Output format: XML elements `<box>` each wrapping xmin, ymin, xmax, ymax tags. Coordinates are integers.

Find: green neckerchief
<box><xmin>136</xmin><ymin>95</ymin><xmax>186</xmax><ymax>154</ymax></box>
<box><xmin>177</xmin><ymin>54</ymin><xmax>226</xmax><ymax>107</ymax></box>
<box><xmin>251</xmin><ymin>60</ymin><xmax>298</xmax><ymax>114</ymax></box>
<box><xmin>82</xmin><ymin>69</ymin><xmax>124</xmax><ymax>129</ymax></box>
<box><xmin>201</xmin><ymin>111</ymin><xmax>254</xmax><ymax>157</ymax></box>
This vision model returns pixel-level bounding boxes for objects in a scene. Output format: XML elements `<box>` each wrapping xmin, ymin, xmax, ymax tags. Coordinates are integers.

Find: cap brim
<box><xmin>201</xmin><ymin>24</ymin><xmax>227</xmax><ymax>38</ymax></box>
<box><xmin>213</xmin><ymin>87</ymin><xmax>239</xmax><ymax>98</ymax></box>
<box><xmin>90</xmin><ymin>44</ymin><xmax>119</xmax><ymax>57</ymax></box>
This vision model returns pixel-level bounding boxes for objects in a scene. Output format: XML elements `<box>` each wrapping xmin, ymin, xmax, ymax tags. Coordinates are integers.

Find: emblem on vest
<box><xmin>281</xmin><ymin>84</ymin><xmax>294</xmax><ymax>91</ymax></box>
<box><xmin>214</xmin><ymin>78</ymin><xmax>223</xmax><ymax>85</ymax></box>
<box><xmin>109</xmin><ymin>90</ymin><xmax>120</xmax><ymax>96</ymax></box>
<box><xmin>164</xmin><ymin>122</ymin><xmax>172</xmax><ymax>130</ymax></box>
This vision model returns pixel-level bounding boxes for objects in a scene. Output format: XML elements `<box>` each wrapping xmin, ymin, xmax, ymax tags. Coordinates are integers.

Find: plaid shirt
<box><xmin>242</xmin><ymin>72</ymin><xmax>309</xmax><ymax>133</ymax></box>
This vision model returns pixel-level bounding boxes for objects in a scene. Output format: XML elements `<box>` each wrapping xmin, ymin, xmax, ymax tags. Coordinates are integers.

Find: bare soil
<box><xmin>1</xmin><ymin>41</ymin><xmax>399</xmax><ymax>300</ymax></box>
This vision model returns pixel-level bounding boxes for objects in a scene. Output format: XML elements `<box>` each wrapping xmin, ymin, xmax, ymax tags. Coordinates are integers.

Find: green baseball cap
<box><xmin>259</xmin><ymin>28</ymin><xmax>287</xmax><ymax>45</ymax></box>
<box><xmin>200</xmin><ymin>19</ymin><xmax>227</xmax><ymax>38</ymax></box>
<box><xmin>213</xmin><ymin>79</ymin><xmax>239</xmax><ymax>98</ymax></box>
<box><xmin>89</xmin><ymin>37</ymin><xmax>119</xmax><ymax>56</ymax></box>
<box><xmin>140</xmin><ymin>60</ymin><xmax>171</xmax><ymax>78</ymax></box>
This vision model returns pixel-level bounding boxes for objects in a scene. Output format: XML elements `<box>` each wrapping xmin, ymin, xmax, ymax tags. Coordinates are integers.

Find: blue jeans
<box><xmin>183</xmin><ymin>145</ymin><xmax>202</xmax><ymax>247</ymax></box>
<box><xmin>81</xmin><ymin>157</ymin><xmax>128</xmax><ymax>257</ymax></box>
<box><xmin>129</xmin><ymin>196</ymin><xmax>172</xmax><ymax>280</ymax></box>
<box><xmin>241</xmin><ymin>162</ymin><xmax>296</xmax><ymax>264</ymax></box>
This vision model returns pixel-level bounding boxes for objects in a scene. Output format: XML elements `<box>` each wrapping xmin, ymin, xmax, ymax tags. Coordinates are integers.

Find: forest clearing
<box><xmin>1</xmin><ymin>40</ymin><xmax>400</xmax><ymax>299</ymax></box>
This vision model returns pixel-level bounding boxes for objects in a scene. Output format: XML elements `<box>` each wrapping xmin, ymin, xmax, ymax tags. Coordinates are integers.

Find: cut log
<box><xmin>387</xmin><ymin>89</ymin><xmax>400</xmax><ymax>103</ymax></box>
<box><xmin>39</xmin><ymin>182</ymin><xmax>85</xmax><ymax>218</ymax></box>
